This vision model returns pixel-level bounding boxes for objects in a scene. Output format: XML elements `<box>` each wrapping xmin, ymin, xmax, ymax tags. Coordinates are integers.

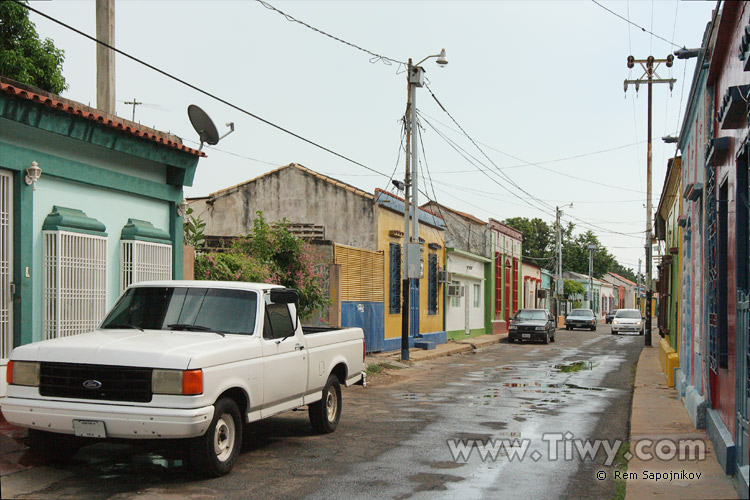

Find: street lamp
<box><xmin>401</xmin><ymin>49</ymin><xmax>448</xmax><ymax>362</ymax></box>
<box><xmin>674</xmin><ymin>47</ymin><xmax>702</xmax><ymax>60</ymax></box>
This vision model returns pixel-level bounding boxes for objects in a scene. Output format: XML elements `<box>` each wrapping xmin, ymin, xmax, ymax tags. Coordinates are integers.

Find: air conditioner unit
<box><xmin>438</xmin><ymin>270</ymin><xmax>453</xmax><ymax>283</ymax></box>
<box><xmin>537</xmin><ymin>290</ymin><xmax>548</xmax><ymax>299</ymax></box>
<box><xmin>447</xmin><ymin>284</ymin><xmax>462</xmax><ymax>297</ymax></box>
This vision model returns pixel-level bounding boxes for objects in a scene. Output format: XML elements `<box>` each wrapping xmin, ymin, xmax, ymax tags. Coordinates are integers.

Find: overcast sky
<box><xmin>27</xmin><ymin>0</ymin><xmax>718</xmax><ymax>273</ymax></box>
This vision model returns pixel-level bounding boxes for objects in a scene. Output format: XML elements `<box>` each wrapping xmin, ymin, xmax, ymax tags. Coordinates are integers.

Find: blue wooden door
<box><xmin>410</xmin><ymin>279</ymin><xmax>420</xmax><ymax>337</ymax></box>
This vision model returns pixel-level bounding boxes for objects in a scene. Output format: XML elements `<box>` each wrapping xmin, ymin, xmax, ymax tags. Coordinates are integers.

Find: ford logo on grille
<box><xmin>83</xmin><ymin>380</ymin><xmax>102</xmax><ymax>389</ymax></box>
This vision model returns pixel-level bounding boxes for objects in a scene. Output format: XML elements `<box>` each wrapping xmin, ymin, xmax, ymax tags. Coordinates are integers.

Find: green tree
<box><xmin>195</xmin><ymin>212</ymin><xmax>328</xmax><ymax>319</ymax></box>
<box><xmin>0</xmin><ymin>1</ymin><xmax>68</xmax><ymax>93</ymax></box>
<box><xmin>564</xmin><ymin>279</ymin><xmax>585</xmax><ymax>296</ymax></box>
<box><xmin>502</xmin><ymin>217</ymin><xmax>553</xmax><ymax>261</ymax></box>
<box><xmin>182</xmin><ymin>207</ymin><xmax>205</xmax><ymax>248</ymax></box>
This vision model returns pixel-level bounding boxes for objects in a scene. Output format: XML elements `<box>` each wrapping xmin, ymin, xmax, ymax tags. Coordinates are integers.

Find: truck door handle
<box><xmin>294</xmin><ymin>343</ymin><xmax>305</xmax><ymax>351</ymax></box>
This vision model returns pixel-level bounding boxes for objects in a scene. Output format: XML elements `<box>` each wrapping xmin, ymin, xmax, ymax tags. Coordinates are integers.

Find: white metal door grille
<box><xmin>0</xmin><ymin>171</ymin><xmax>12</xmax><ymax>358</ymax></box>
<box><xmin>121</xmin><ymin>240</ymin><xmax>172</xmax><ymax>291</ymax></box>
<box><xmin>43</xmin><ymin>231</ymin><xmax>107</xmax><ymax>340</ymax></box>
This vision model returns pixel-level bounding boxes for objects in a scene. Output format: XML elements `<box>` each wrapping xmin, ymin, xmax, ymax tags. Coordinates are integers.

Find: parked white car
<box><xmin>610</xmin><ymin>308</ymin><xmax>644</xmax><ymax>335</ymax></box>
<box><xmin>3</xmin><ymin>281</ymin><xmax>366</xmax><ymax>476</ymax></box>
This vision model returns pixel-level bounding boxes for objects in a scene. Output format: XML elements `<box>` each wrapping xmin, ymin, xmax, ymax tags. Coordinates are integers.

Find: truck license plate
<box><xmin>522</xmin><ymin>334</ymin><xmax>531</xmax><ymax>338</ymax></box>
<box><xmin>73</xmin><ymin>420</ymin><xmax>106</xmax><ymax>438</ymax></box>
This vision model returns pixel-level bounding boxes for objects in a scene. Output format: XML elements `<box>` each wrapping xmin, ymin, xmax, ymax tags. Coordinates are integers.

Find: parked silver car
<box><xmin>611</xmin><ymin>308</ymin><xmax>644</xmax><ymax>335</ymax></box>
<box><xmin>565</xmin><ymin>308</ymin><xmax>597</xmax><ymax>331</ymax></box>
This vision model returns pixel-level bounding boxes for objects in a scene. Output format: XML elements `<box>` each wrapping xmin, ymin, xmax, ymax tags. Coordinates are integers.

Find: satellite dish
<box><xmin>188</xmin><ymin>104</ymin><xmax>220</xmax><ymax>150</ymax></box>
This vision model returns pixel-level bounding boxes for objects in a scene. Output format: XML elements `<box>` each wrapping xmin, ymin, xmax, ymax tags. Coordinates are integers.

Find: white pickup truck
<box><xmin>3</xmin><ymin>281</ymin><xmax>366</xmax><ymax>476</ymax></box>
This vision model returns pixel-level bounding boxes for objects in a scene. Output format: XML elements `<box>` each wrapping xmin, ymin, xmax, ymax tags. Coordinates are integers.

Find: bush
<box><xmin>194</xmin><ymin>212</ymin><xmax>328</xmax><ymax>319</ymax></box>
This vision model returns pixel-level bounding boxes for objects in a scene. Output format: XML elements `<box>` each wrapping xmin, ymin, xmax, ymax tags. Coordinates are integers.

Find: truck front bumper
<box><xmin>1</xmin><ymin>397</ymin><xmax>214</xmax><ymax>439</ymax></box>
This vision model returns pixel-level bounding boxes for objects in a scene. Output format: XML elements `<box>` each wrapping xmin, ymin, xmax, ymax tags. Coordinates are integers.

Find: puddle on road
<box><xmin>555</xmin><ymin>361</ymin><xmax>592</xmax><ymax>372</ymax></box>
<box><xmin>479</xmin><ymin>421</ymin><xmax>508</xmax><ymax>430</ymax></box>
<box><xmin>429</xmin><ymin>461</ymin><xmax>466</xmax><ymax>470</ymax></box>
<box><xmin>406</xmin><ymin>472</ymin><xmax>465</xmax><ymax>494</ymax></box>
<box><xmin>395</xmin><ymin>393</ymin><xmax>448</xmax><ymax>402</ymax></box>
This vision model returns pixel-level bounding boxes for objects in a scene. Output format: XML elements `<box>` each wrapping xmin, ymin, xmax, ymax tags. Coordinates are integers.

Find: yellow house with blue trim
<box><xmin>376</xmin><ymin>190</ymin><xmax>446</xmax><ymax>351</ymax></box>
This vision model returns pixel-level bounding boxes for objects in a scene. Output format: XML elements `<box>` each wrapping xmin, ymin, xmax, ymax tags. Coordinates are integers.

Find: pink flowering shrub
<box><xmin>195</xmin><ymin>211</ymin><xmax>328</xmax><ymax>319</ymax></box>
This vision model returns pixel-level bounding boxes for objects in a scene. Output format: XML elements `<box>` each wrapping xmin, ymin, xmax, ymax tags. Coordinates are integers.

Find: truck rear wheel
<box><xmin>189</xmin><ymin>397</ymin><xmax>242</xmax><ymax>477</ymax></box>
<box><xmin>27</xmin><ymin>429</ymin><xmax>82</xmax><ymax>463</ymax></box>
<box><xmin>309</xmin><ymin>374</ymin><xmax>342</xmax><ymax>434</ymax></box>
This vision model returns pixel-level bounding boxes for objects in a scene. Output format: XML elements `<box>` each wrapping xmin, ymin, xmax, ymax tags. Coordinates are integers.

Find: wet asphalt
<box><xmin>1</xmin><ymin>325</ymin><xmax>643</xmax><ymax>500</ymax></box>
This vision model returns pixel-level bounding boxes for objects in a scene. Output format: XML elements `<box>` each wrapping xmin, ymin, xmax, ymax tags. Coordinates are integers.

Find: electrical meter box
<box><xmin>406</xmin><ymin>242</ymin><xmax>422</xmax><ymax>279</ymax></box>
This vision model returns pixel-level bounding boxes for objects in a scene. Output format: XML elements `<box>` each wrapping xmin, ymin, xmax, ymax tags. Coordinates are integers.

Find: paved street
<box><xmin>1</xmin><ymin>326</ymin><xmax>642</xmax><ymax>500</ymax></box>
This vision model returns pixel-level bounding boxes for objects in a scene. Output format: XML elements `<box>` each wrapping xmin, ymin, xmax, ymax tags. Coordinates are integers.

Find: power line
<box><xmin>255</xmin><ymin>0</ymin><xmax>406</xmax><ymax>67</ymax></box>
<box><xmin>423</xmin><ymin>88</ymin><xmax>558</xmax><ymax>214</ymax></box>
<box><xmin>418</xmin><ymin>111</ymin><xmax>647</xmax><ymax>172</ymax></box>
<box><xmin>419</xmin><ymin>92</ymin><xmax>645</xmax><ymax>239</ymax></box>
<box><xmin>16</xmin><ymin>0</ymin><xmax>390</xmax><ymax>181</ymax></box>
<box><xmin>374</xmin><ymin>119</ymin><xmax>408</xmax><ymax>204</ymax></box>
<box><xmin>590</xmin><ymin>0</ymin><xmax>683</xmax><ymax>49</ymax></box>
<box><xmin>421</xmin><ymin>101</ymin><xmax>645</xmax><ymax>194</ymax></box>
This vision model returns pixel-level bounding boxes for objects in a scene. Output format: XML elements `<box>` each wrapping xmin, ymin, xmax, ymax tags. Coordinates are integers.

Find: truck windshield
<box><xmin>100</xmin><ymin>287</ymin><xmax>257</xmax><ymax>335</ymax></box>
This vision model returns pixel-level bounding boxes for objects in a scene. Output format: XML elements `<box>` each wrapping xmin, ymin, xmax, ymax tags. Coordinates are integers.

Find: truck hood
<box><xmin>10</xmin><ymin>329</ymin><xmax>247</xmax><ymax>370</ymax></box>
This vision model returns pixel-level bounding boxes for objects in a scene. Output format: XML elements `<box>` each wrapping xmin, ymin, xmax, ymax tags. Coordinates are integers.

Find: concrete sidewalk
<box><xmin>366</xmin><ymin>332</ymin><xmax>507</xmax><ymax>364</ymax></box>
<box><xmin>625</xmin><ymin>345</ymin><xmax>739</xmax><ymax>499</ymax></box>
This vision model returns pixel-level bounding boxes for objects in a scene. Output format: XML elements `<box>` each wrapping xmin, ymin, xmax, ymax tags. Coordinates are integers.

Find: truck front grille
<box><xmin>40</xmin><ymin>362</ymin><xmax>153</xmax><ymax>403</ymax></box>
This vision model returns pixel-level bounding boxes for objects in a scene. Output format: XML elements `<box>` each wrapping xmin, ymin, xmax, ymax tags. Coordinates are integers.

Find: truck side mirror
<box><xmin>270</xmin><ymin>288</ymin><xmax>299</xmax><ymax>304</ymax></box>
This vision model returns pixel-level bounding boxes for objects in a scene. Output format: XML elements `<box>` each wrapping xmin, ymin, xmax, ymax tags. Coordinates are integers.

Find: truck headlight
<box><xmin>152</xmin><ymin>369</ymin><xmax>203</xmax><ymax>395</ymax></box>
<box><xmin>509</xmin><ymin>325</ymin><xmax>517</xmax><ymax>330</ymax></box>
<box><xmin>613</xmin><ymin>320</ymin><xmax>619</xmax><ymax>325</ymax></box>
<box><xmin>7</xmin><ymin>361</ymin><xmax>40</xmax><ymax>387</ymax></box>
<box><xmin>535</xmin><ymin>327</ymin><xmax>545</xmax><ymax>331</ymax></box>
<box><xmin>636</xmin><ymin>321</ymin><xmax>642</xmax><ymax>326</ymax></box>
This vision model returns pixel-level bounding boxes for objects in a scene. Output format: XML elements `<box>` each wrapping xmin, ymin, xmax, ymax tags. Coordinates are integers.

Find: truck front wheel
<box><xmin>189</xmin><ymin>397</ymin><xmax>242</xmax><ymax>477</ymax></box>
<box><xmin>309</xmin><ymin>374</ymin><xmax>342</xmax><ymax>434</ymax></box>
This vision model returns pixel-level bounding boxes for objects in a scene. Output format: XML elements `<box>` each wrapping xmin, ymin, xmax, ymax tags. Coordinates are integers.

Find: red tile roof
<box><xmin>0</xmin><ymin>80</ymin><xmax>205</xmax><ymax>158</ymax></box>
<box><xmin>607</xmin><ymin>272</ymin><xmax>637</xmax><ymax>286</ymax></box>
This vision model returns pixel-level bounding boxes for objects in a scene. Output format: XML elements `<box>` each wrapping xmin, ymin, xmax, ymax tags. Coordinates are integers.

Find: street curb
<box><xmin>366</xmin><ymin>333</ymin><xmax>507</xmax><ymax>365</ymax></box>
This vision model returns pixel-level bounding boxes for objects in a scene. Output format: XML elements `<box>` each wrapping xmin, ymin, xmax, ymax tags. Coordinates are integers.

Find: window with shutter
<box><xmin>428</xmin><ymin>253</ymin><xmax>438</xmax><ymax>315</ymax></box>
<box><xmin>389</xmin><ymin>243</ymin><xmax>401</xmax><ymax>314</ymax></box>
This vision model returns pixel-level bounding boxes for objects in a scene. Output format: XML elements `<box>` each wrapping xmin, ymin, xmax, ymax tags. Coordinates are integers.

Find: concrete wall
<box><xmin>194</xmin><ymin>165</ymin><xmax>378</xmax><ymax>251</ymax></box>
<box><xmin>422</xmin><ymin>202</ymin><xmax>491</xmax><ymax>259</ymax></box>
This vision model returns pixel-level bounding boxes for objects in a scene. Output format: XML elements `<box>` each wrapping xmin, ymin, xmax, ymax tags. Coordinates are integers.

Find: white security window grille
<box><xmin>121</xmin><ymin>240</ymin><xmax>172</xmax><ymax>291</ymax></box>
<box><xmin>0</xmin><ymin>170</ymin><xmax>12</xmax><ymax>358</ymax></box>
<box><xmin>43</xmin><ymin>231</ymin><xmax>107</xmax><ymax>340</ymax></box>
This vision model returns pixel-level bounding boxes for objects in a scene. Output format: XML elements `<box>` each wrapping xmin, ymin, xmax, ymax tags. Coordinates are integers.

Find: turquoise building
<box><xmin>0</xmin><ymin>78</ymin><xmax>203</xmax><ymax>394</ymax></box>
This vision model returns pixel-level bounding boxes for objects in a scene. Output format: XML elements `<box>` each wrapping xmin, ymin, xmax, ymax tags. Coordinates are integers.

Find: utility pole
<box><xmin>587</xmin><ymin>244</ymin><xmax>596</xmax><ymax>310</ymax></box>
<box><xmin>555</xmin><ymin>204</ymin><xmax>572</xmax><ymax>321</ymax></box>
<box><xmin>124</xmin><ymin>98</ymin><xmax>142</xmax><ymax>121</ymax></box>
<box><xmin>555</xmin><ymin>207</ymin><xmax>562</xmax><ymax>321</ymax></box>
<box><xmin>95</xmin><ymin>0</ymin><xmax>115</xmax><ymax>115</ymax></box>
<box><xmin>401</xmin><ymin>50</ymin><xmax>448</xmax><ymax>361</ymax></box>
<box><xmin>637</xmin><ymin>258</ymin><xmax>642</xmax><ymax>310</ymax></box>
<box><xmin>624</xmin><ymin>54</ymin><xmax>675</xmax><ymax>347</ymax></box>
